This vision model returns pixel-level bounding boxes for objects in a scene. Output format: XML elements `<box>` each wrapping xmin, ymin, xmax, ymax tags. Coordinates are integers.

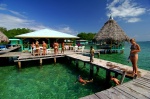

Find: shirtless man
<box><xmin>61</xmin><ymin>41</ymin><xmax>65</xmax><ymax>54</ymax></box>
<box><xmin>35</xmin><ymin>41</ymin><xmax>40</xmax><ymax>55</ymax></box>
<box><xmin>42</xmin><ymin>41</ymin><xmax>47</xmax><ymax>55</ymax></box>
<box><xmin>53</xmin><ymin>41</ymin><xmax>59</xmax><ymax>54</ymax></box>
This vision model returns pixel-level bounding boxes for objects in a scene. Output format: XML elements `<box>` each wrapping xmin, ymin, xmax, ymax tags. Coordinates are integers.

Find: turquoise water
<box><xmin>93</xmin><ymin>41</ymin><xmax>150</xmax><ymax>71</ymax></box>
<box><xmin>0</xmin><ymin>41</ymin><xmax>149</xmax><ymax>99</ymax></box>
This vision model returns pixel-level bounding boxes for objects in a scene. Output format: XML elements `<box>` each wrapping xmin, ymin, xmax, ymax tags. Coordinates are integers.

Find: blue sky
<box><xmin>0</xmin><ymin>0</ymin><xmax>150</xmax><ymax>41</ymax></box>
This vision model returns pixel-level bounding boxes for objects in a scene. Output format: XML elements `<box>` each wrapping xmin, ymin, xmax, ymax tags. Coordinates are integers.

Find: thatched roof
<box><xmin>94</xmin><ymin>16</ymin><xmax>130</xmax><ymax>42</ymax></box>
<box><xmin>0</xmin><ymin>31</ymin><xmax>9</xmax><ymax>43</ymax></box>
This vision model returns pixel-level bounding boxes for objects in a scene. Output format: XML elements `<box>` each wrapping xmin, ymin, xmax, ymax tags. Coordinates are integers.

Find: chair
<box><xmin>46</xmin><ymin>49</ymin><xmax>51</xmax><ymax>54</ymax></box>
<box><xmin>74</xmin><ymin>46</ymin><xmax>78</xmax><ymax>52</ymax></box>
<box><xmin>78</xmin><ymin>46</ymin><xmax>85</xmax><ymax>53</ymax></box>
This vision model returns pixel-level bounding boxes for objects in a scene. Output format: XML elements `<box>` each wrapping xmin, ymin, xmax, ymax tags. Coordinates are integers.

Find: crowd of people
<box><xmin>30</xmin><ymin>38</ymin><xmax>140</xmax><ymax>87</ymax></box>
<box><xmin>30</xmin><ymin>40</ymin><xmax>69</xmax><ymax>56</ymax></box>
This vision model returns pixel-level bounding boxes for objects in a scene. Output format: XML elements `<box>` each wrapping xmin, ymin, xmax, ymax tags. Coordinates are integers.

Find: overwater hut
<box><xmin>94</xmin><ymin>16</ymin><xmax>130</xmax><ymax>53</ymax></box>
<box><xmin>15</xmin><ymin>29</ymin><xmax>79</xmax><ymax>51</ymax></box>
<box><xmin>0</xmin><ymin>31</ymin><xmax>9</xmax><ymax>43</ymax></box>
<box><xmin>0</xmin><ymin>31</ymin><xmax>9</xmax><ymax>50</ymax></box>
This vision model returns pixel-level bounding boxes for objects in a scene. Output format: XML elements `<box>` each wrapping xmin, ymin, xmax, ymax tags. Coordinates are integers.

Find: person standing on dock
<box><xmin>61</xmin><ymin>41</ymin><xmax>65</xmax><ymax>54</ymax></box>
<box><xmin>90</xmin><ymin>46</ymin><xmax>95</xmax><ymax>62</ymax></box>
<box><xmin>42</xmin><ymin>41</ymin><xmax>47</xmax><ymax>55</ymax></box>
<box><xmin>129</xmin><ymin>38</ymin><xmax>141</xmax><ymax>77</ymax></box>
<box><xmin>53</xmin><ymin>41</ymin><xmax>59</xmax><ymax>54</ymax></box>
<box><xmin>35</xmin><ymin>41</ymin><xmax>40</xmax><ymax>56</ymax></box>
<box><xmin>31</xmin><ymin>42</ymin><xmax>36</xmax><ymax>55</ymax></box>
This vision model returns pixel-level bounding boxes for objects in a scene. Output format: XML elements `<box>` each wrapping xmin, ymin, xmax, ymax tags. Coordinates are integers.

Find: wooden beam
<box><xmin>106</xmin><ymin>70</ymin><xmax>111</xmax><ymax>83</ymax></box>
<box><xmin>40</xmin><ymin>58</ymin><xmax>42</xmax><ymax>66</ymax></box>
<box><xmin>54</xmin><ymin>57</ymin><xmax>56</xmax><ymax>65</ymax></box>
<box><xmin>76</xmin><ymin>60</ymin><xmax>79</xmax><ymax>69</ymax></box>
<box><xmin>120</xmin><ymin>71</ymin><xmax>126</xmax><ymax>84</ymax></box>
<box><xmin>18</xmin><ymin>61</ymin><xmax>21</xmax><ymax>69</ymax></box>
<box><xmin>89</xmin><ymin>64</ymin><xmax>93</xmax><ymax>80</ymax></box>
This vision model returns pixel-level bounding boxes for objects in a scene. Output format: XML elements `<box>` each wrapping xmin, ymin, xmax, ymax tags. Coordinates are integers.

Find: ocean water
<box><xmin>0</xmin><ymin>41</ymin><xmax>149</xmax><ymax>99</ymax></box>
<box><xmin>94</xmin><ymin>41</ymin><xmax>150</xmax><ymax>71</ymax></box>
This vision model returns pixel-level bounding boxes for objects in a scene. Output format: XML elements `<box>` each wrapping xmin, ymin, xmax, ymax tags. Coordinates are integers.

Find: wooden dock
<box><xmin>0</xmin><ymin>46</ymin><xmax>20</xmax><ymax>54</ymax></box>
<box><xmin>80</xmin><ymin>72</ymin><xmax>150</xmax><ymax>99</ymax></box>
<box><xmin>65</xmin><ymin>54</ymin><xmax>149</xmax><ymax>99</ymax></box>
<box><xmin>66</xmin><ymin>54</ymin><xmax>148</xmax><ymax>78</ymax></box>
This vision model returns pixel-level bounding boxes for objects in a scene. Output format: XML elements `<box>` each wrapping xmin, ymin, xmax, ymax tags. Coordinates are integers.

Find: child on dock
<box><xmin>90</xmin><ymin>46</ymin><xmax>95</xmax><ymax>62</ymax></box>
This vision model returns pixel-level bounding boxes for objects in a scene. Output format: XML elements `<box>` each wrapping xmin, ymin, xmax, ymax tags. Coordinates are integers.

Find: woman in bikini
<box><xmin>53</xmin><ymin>41</ymin><xmax>58</xmax><ymax>54</ymax></box>
<box><xmin>129</xmin><ymin>38</ymin><xmax>141</xmax><ymax>77</ymax></box>
<box><xmin>35</xmin><ymin>41</ymin><xmax>40</xmax><ymax>56</ymax></box>
<box><xmin>42</xmin><ymin>41</ymin><xmax>47</xmax><ymax>55</ymax></box>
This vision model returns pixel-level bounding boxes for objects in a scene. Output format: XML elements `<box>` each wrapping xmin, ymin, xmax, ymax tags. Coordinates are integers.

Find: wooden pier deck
<box><xmin>65</xmin><ymin>54</ymin><xmax>150</xmax><ymax>99</ymax></box>
<box><xmin>66</xmin><ymin>54</ymin><xmax>148</xmax><ymax>78</ymax></box>
<box><xmin>0</xmin><ymin>46</ymin><xmax>20</xmax><ymax>54</ymax></box>
<box><xmin>80</xmin><ymin>72</ymin><xmax>150</xmax><ymax>99</ymax></box>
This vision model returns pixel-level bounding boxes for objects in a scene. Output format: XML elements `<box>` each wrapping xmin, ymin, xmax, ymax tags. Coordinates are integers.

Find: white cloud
<box><xmin>0</xmin><ymin>14</ymin><xmax>47</xmax><ymax>30</ymax></box>
<box><xmin>0</xmin><ymin>13</ymin><xmax>77</xmax><ymax>35</ymax></box>
<box><xmin>127</xmin><ymin>17</ymin><xmax>141</xmax><ymax>23</ymax></box>
<box><xmin>106</xmin><ymin>0</ymin><xmax>146</xmax><ymax>22</ymax></box>
<box><xmin>0</xmin><ymin>3</ymin><xmax>26</xmax><ymax>18</ymax></box>
<box><xmin>0</xmin><ymin>3</ymin><xmax>77</xmax><ymax>35</ymax></box>
<box><xmin>57</xmin><ymin>26</ymin><xmax>78</xmax><ymax>35</ymax></box>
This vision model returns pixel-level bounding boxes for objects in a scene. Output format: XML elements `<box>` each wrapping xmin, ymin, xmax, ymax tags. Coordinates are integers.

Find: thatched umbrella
<box><xmin>0</xmin><ymin>31</ymin><xmax>9</xmax><ymax>43</ymax></box>
<box><xmin>94</xmin><ymin>16</ymin><xmax>130</xmax><ymax>42</ymax></box>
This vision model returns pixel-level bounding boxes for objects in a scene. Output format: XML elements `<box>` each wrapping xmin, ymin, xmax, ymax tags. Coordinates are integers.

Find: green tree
<box><xmin>77</xmin><ymin>32</ymin><xmax>96</xmax><ymax>40</ymax></box>
<box><xmin>0</xmin><ymin>27</ymin><xmax>7</xmax><ymax>33</ymax></box>
<box><xmin>0</xmin><ymin>27</ymin><xmax>34</xmax><ymax>38</ymax></box>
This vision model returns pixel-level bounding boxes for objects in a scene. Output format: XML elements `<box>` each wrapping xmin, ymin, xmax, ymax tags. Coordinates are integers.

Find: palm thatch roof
<box><xmin>0</xmin><ymin>31</ymin><xmax>9</xmax><ymax>43</ymax></box>
<box><xmin>94</xmin><ymin>16</ymin><xmax>130</xmax><ymax>42</ymax></box>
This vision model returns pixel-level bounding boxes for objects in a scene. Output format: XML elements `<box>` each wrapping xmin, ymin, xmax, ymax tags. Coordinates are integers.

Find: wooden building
<box><xmin>15</xmin><ymin>29</ymin><xmax>79</xmax><ymax>51</ymax></box>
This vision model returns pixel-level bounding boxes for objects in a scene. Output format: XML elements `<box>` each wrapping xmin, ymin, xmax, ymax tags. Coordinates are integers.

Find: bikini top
<box><xmin>130</xmin><ymin>44</ymin><xmax>138</xmax><ymax>50</ymax></box>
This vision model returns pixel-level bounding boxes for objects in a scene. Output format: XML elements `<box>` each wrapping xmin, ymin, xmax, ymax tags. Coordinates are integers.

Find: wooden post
<box><xmin>54</xmin><ymin>57</ymin><xmax>56</xmax><ymax>65</ymax></box>
<box><xmin>96</xmin><ymin>67</ymin><xmax>99</xmax><ymax>75</ymax></box>
<box><xmin>40</xmin><ymin>58</ymin><xmax>42</xmax><ymax>66</ymax></box>
<box><xmin>98</xmin><ymin>52</ymin><xmax>100</xmax><ymax>58</ymax></box>
<box><xmin>115</xmin><ymin>72</ymin><xmax>119</xmax><ymax>78</ymax></box>
<box><xmin>83</xmin><ymin>62</ymin><xmax>86</xmax><ymax>68</ymax></box>
<box><xmin>89</xmin><ymin>64</ymin><xmax>93</xmax><ymax>80</ymax></box>
<box><xmin>120</xmin><ymin>71</ymin><xmax>126</xmax><ymax>84</ymax></box>
<box><xmin>76</xmin><ymin>60</ymin><xmax>79</xmax><ymax>69</ymax></box>
<box><xmin>18</xmin><ymin>61</ymin><xmax>21</xmax><ymax>69</ymax></box>
<box><xmin>106</xmin><ymin>70</ymin><xmax>111</xmax><ymax>83</ymax></box>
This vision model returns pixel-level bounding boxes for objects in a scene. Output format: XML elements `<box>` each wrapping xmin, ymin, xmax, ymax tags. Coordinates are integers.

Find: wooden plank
<box><xmin>123</xmin><ymin>81</ymin><xmax>150</xmax><ymax>98</ymax></box>
<box><xmin>113</xmin><ymin>87</ymin><xmax>136</xmax><ymax>99</ymax></box>
<box><xmin>115</xmin><ymin>83</ymin><xmax>148</xmax><ymax>99</ymax></box>
<box><xmin>132</xmin><ymin>78</ymin><xmax>150</xmax><ymax>87</ymax></box>
<box><xmin>142</xmin><ymin>75</ymin><xmax>150</xmax><ymax>80</ymax></box>
<box><xmin>79</xmin><ymin>94</ymin><xmax>99</xmax><ymax>99</ymax></box>
<box><xmin>14</xmin><ymin>56</ymin><xmax>64</xmax><ymax>62</ymax></box>
<box><xmin>95</xmin><ymin>91</ymin><xmax>110</xmax><ymax>99</ymax></box>
<box><xmin>99</xmin><ymin>88</ymin><xmax>133</xmax><ymax>99</ymax></box>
